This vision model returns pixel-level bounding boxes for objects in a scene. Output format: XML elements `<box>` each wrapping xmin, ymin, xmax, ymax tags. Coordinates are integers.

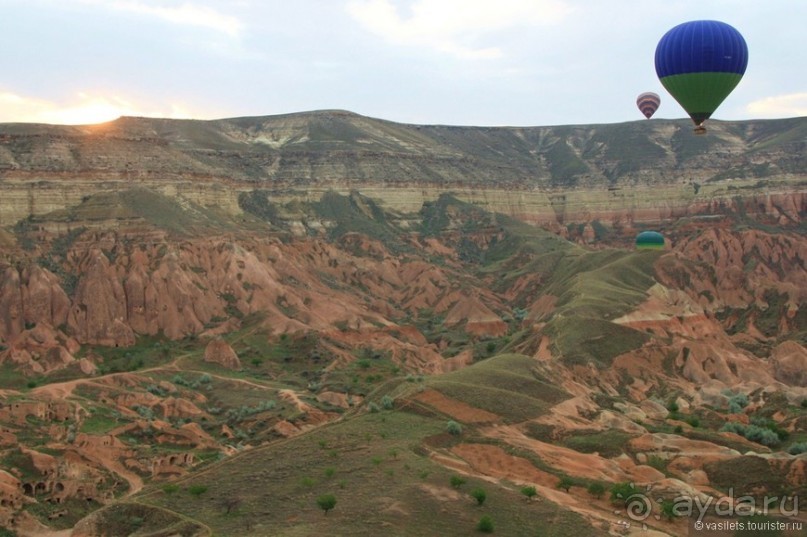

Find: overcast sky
<box><xmin>0</xmin><ymin>0</ymin><xmax>805</xmax><ymax>126</ymax></box>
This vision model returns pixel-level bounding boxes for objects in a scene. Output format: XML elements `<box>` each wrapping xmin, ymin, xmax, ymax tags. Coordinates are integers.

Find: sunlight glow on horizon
<box><xmin>0</xmin><ymin>91</ymin><xmax>202</xmax><ymax>125</ymax></box>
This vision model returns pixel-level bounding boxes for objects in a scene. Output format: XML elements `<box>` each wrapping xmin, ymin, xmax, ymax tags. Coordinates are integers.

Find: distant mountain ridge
<box><xmin>0</xmin><ymin>110</ymin><xmax>804</xmax><ymax>227</ymax></box>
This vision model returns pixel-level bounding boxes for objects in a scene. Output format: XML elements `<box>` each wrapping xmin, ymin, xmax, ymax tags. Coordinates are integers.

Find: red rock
<box><xmin>203</xmin><ymin>338</ymin><xmax>241</xmax><ymax>370</ymax></box>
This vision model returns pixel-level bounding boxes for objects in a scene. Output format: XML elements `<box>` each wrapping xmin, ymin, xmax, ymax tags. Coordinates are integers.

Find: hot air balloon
<box><xmin>636</xmin><ymin>92</ymin><xmax>661</xmax><ymax>119</ymax></box>
<box><xmin>635</xmin><ymin>231</ymin><xmax>665</xmax><ymax>250</ymax></box>
<box><xmin>655</xmin><ymin>20</ymin><xmax>748</xmax><ymax>134</ymax></box>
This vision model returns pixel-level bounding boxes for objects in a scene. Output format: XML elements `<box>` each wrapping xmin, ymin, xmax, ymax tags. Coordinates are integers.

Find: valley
<box><xmin>0</xmin><ymin>112</ymin><xmax>805</xmax><ymax>536</ymax></box>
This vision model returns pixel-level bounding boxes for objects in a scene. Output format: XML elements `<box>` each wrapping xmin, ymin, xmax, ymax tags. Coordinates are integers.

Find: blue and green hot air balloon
<box><xmin>635</xmin><ymin>231</ymin><xmax>665</xmax><ymax>250</ymax></box>
<box><xmin>655</xmin><ymin>20</ymin><xmax>748</xmax><ymax>134</ymax></box>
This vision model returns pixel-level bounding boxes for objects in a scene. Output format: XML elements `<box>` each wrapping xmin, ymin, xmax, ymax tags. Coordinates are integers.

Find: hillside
<box><xmin>0</xmin><ymin>113</ymin><xmax>805</xmax><ymax>536</ymax></box>
<box><xmin>0</xmin><ymin>111</ymin><xmax>804</xmax><ymax>232</ymax></box>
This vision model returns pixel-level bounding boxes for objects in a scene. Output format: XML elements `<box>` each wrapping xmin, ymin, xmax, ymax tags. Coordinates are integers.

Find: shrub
<box><xmin>450</xmin><ymin>475</ymin><xmax>466</xmax><ymax>489</ymax></box>
<box><xmin>146</xmin><ymin>384</ymin><xmax>167</xmax><ymax>396</ymax></box>
<box><xmin>587</xmin><ymin>482</ymin><xmax>606</xmax><ymax>499</ymax></box>
<box><xmin>728</xmin><ymin>393</ymin><xmax>749</xmax><ymax>414</ymax></box>
<box><xmin>188</xmin><ymin>485</ymin><xmax>208</xmax><ymax>497</ymax></box>
<box><xmin>471</xmin><ymin>488</ymin><xmax>487</xmax><ymax>506</ymax></box>
<box><xmin>610</xmin><ymin>482</ymin><xmax>638</xmax><ymax>505</ymax></box>
<box><xmin>674</xmin><ymin>425</ymin><xmax>684</xmax><ymax>434</ymax></box>
<box><xmin>446</xmin><ymin>420</ymin><xmax>463</xmax><ymax>436</ymax></box>
<box><xmin>660</xmin><ymin>499</ymin><xmax>678</xmax><ymax>521</ymax></box>
<box><xmin>788</xmin><ymin>442</ymin><xmax>807</xmax><ymax>455</ymax></box>
<box><xmin>667</xmin><ymin>401</ymin><xmax>679</xmax><ymax>413</ymax></box>
<box><xmin>720</xmin><ymin>421</ymin><xmax>746</xmax><ymax>435</ymax></box>
<box><xmin>720</xmin><ymin>422</ymin><xmax>780</xmax><ymax>447</ymax></box>
<box><xmin>368</xmin><ymin>402</ymin><xmax>380</xmax><ymax>413</ymax></box>
<box><xmin>646</xmin><ymin>455</ymin><xmax>668</xmax><ymax>474</ymax></box>
<box><xmin>317</xmin><ymin>494</ymin><xmax>337</xmax><ymax>515</ymax></box>
<box><xmin>380</xmin><ymin>395</ymin><xmax>394</xmax><ymax>410</ymax></box>
<box><xmin>172</xmin><ymin>374</ymin><xmax>191</xmax><ymax>387</ymax></box>
<box><xmin>521</xmin><ymin>486</ymin><xmax>537</xmax><ymax>501</ymax></box>
<box><xmin>162</xmin><ymin>483</ymin><xmax>180</xmax><ymax>495</ymax></box>
<box><xmin>743</xmin><ymin>425</ymin><xmax>780</xmax><ymax>447</ymax></box>
<box><xmin>477</xmin><ymin>515</ymin><xmax>494</xmax><ymax>533</ymax></box>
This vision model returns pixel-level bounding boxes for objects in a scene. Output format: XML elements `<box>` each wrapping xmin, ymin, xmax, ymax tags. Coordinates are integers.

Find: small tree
<box><xmin>587</xmin><ymin>482</ymin><xmax>605</xmax><ymax>499</ymax></box>
<box><xmin>521</xmin><ymin>486</ymin><xmax>537</xmax><ymax>501</ymax></box>
<box><xmin>471</xmin><ymin>488</ymin><xmax>487</xmax><ymax>506</ymax></box>
<box><xmin>477</xmin><ymin>515</ymin><xmax>494</xmax><ymax>533</ymax></box>
<box><xmin>317</xmin><ymin>494</ymin><xmax>337</xmax><ymax>515</ymax></box>
<box><xmin>447</xmin><ymin>420</ymin><xmax>463</xmax><ymax>436</ymax></box>
<box><xmin>220</xmin><ymin>495</ymin><xmax>242</xmax><ymax>515</ymax></box>
<box><xmin>557</xmin><ymin>476</ymin><xmax>573</xmax><ymax>493</ymax></box>
<box><xmin>381</xmin><ymin>395</ymin><xmax>394</xmax><ymax>410</ymax></box>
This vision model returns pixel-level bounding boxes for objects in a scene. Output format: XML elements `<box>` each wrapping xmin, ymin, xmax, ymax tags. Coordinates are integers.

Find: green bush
<box><xmin>788</xmin><ymin>442</ymin><xmax>807</xmax><ymax>455</ymax></box>
<box><xmin>610</xmin><ymin>482</ymin><xmax>638</xmax><ymax>505</ymax></box>
<box><xmin>188</xmin><ymin>485</ymin><xmax>208</xmax><ymax>497</ymax></box>
<box><xmin>720</xmin><ymin>422</ymin><xmax>780</xmax><ymax>447</ymax></box>
<box><xmin>477</xmin><ymin>515</ymin><xmax>494</xmax><ymax>533</ymax></box>
<box><xmin>380</xmin><ymin>395</ymin><xmax>394</xmax><ymax>410</ymax></box>
<box><xmin>521</xmin><ymin>486</ymin><xmax>537</xmax><ymax>500</ymax></box>
<box><xmin>317</xmin><ymin>494</ymin><xmax>337</xmax><ymax>515</ymax></box>
<box><xmin>162</xmin><ymin>484</ymin><xmax>180</xmax><ymax>495</ymax></box>
<box><xmin>471</xmin><ymin>488</ymin><xmax>487</xmax><ymax>506</ymax></box>
<box><xmin>447</xmin><ymin>420</ymin><xmax>463</xmax><ymax>436</ymax></box>
<box><xmin>660</xmin><ymin>499</ymin><xmax>678</xmax><ymax>521</ymax></box>
<box><xmin>450</xmin><ymin>475</ymin><xmax>466</xmax><ymax>489</ymax></box>
<box><xmin>727</xmin><ymin>393</ymin><xmax>749</xmax><ymax>414</ymax></box>
<box><xmin>587</xmin><ymin>482</ymin><xmax>606</xmax><ymax>499</ymax></box>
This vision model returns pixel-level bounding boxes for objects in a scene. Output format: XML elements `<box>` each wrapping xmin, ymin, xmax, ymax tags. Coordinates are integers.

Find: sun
<box><xmin>0</xmin><ymin>89</ymin><xmax>202</xmax><ymax>125</ymax></box>
<box><xmin>45</xmin><ymin>94</ymin><xmax>139</xmax><ymax>125</ymax></box>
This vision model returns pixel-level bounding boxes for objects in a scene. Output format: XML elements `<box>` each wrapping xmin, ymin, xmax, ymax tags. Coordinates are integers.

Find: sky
<box><xmin>0</xmin><ymin>0</ymin><xmax>805</xmax><ymax>127</ymax></box>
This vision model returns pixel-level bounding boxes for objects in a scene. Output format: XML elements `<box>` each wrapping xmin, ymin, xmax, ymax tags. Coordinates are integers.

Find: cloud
<box><xmin>346</xmin><ymin>0</ymin><xmax>572</xmax><ymax>59</ymax></box>
<box><xmin>75</xmin><ymin>0</ymin><xmax>244</xmax><ymax>37</ymax></box>
<box><xmin>746</xmin><ymin>93</ymin><xmax>807</xmax><ymax>118</ymax></box>
<box><xmin>0</xmin><ymin>90</ymin><xmax>196</xmax><ymax>125</ymax></box>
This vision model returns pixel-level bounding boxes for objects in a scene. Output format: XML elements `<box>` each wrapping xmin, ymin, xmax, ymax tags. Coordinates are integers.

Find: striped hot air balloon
<box><xmin>655</xmin><ymin>20</ymin><xmax>748</xmax><ymax>134</ymax></box>
<box><xmin>636</xmin><ymin>92</ymin><xmax>661</xmax><ymax>119</ymax></box>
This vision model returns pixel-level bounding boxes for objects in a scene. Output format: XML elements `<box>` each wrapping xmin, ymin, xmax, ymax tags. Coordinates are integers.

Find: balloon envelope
<box><xmin>635</xmin><ymin>231</ymin><xmax>665</xmax><ymax>250</ymax></box>
<box><xmin>655</xmin><ymin>20</ymin><xmax>748</xmax><ymax>129</ymax></box>
<box><xmin>636</xmin><ymin>92</ymin><xmax>661</xmax><ymax>119</ymax></box>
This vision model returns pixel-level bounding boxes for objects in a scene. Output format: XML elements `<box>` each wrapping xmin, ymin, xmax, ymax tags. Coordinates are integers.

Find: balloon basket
<box><xmin>693</xmin><ymin>126</ymin><xmax>707</xmax><ymax>135</ymax></box>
